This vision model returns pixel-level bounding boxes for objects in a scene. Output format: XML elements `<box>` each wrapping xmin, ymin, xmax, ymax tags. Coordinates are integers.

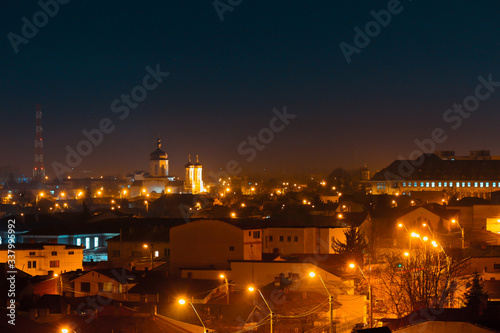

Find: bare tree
<box><xmin>372</xmin><ymin>248</ymin><xmax>466</xmax><ymax>318</ymax></box>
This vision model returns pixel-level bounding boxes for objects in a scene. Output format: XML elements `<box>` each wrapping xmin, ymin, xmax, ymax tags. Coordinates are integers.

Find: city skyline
<box><xmin>2</xmin><ymin>1</ymin><xmax>500</xmax><ymax>177</ymax></box>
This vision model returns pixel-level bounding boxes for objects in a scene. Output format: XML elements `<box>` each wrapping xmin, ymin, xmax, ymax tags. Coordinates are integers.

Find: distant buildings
<box><xmin>128</xmin><ymin>138</ymin><xmax>205</xmax><ymax>196</ymax></box>
<box><xmin>371</xmin><ymin>151</ymin><xmax>500</xmax><ymax>200</ymax></box>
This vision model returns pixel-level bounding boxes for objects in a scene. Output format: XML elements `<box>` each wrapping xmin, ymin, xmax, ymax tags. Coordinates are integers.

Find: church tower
<box><xmin>149</xmin><ymin>138</ymin><xmax>168</xmax><ymax>177</ymax></box>
<box><xmin>184</xmin><ymin>155</ymin><xmax>204</xmax><ymax>194</ymax></box>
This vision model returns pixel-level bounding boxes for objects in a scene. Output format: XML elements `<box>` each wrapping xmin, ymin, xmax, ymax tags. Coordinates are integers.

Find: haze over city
<box><xmin>2</xmin><ymin>1</ymin><xmax>500</xmax><ymax>177</ymax></box>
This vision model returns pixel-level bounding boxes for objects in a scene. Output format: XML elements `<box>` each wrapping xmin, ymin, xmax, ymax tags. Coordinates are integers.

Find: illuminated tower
<box><xmin>33</xmin><ymin>104</ymin><xmax>45</xmax><ymax>181</ymax></box>
<box><xmin>185</xmin><ymin>155</ymin><xmax>204</xmax><ymax>194</ymax></box>
<box><xmin>149</xmin><ymin>137</ymin><xmax>168</xmax><ymax>177</ymax></box>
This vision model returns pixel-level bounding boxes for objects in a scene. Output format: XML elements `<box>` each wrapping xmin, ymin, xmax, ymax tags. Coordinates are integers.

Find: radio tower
<box><xmin>33</xmin><ymin>104</ymin><xmax>45</xmax><ymax>181</ymax></box>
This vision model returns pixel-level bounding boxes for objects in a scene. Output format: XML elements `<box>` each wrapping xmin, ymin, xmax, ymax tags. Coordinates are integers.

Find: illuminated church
<box><xmin>129</xmin><ymin>138</ymin><xmax>204</xmax><ymax>197</ymax></box>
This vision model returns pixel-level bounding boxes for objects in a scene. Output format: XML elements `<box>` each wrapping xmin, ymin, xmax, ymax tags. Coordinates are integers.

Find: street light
<box><xmin>349</xmin><ymin>264</ymin><xmax>372</xmax><ymax>328</ymax></box>
<box><xmin>309</xmin><ymin>272</ymin><xmax>334</xmax><ymax>333</ymax></box>
<box><xmin>220</xmin><ymin>274</ymin><xmax>229</xmax><ymax>304</ymax></box>
<box><xmin>248</xmin><ymin>287</ymin><xmax>273</xmax><ymax>333</ymax></box>
<box><xmin>143</xmin><ymin>244</ymin><xmax>154</xmax><ymax>270</ymax></box>
<box><xmin>451</xmin><ymin>219</ymin><xmax>465</xmax><ymax>249</ymax></box>
<box><xmin>422</xmin><ymin>223</ymin><xmax>434</xmax><ymax>238</ymax></box>
<box><xmin>178</xmin><ymin>299</ymin><xmax>208</xmax><ymax>333</ymax></box>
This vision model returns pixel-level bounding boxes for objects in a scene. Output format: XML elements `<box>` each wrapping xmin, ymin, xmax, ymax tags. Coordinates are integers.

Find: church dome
<box><xmin>150</xmin><ymin>138</ymin><xmax>167</xmax><ymax>160</ymax></box>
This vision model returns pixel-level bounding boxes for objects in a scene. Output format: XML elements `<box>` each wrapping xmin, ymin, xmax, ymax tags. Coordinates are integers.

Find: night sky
<box><xmin>1</xmin><ymin>1</ymin><xmax>500</xmax><ymax>178</ymax></box>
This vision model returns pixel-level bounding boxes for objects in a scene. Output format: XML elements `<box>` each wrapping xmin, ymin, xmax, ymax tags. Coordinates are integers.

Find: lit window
<box><xmin>438</xmin><ymin>182</ymin><xmax>442</xmax><ymax>187</ymax></box>
<box><xmin>85</xmin><ymin>238</ymin><xmax>90</xmax><ymax>249</ymax></box>
<box><xmin>421</xmin><ymin>182</ymin><xmax>424</xmax><ymax>187</ymax></box>
<box><xmin>403</xmin><ymin>182</ymin><xmax>406</xmax><ymax>187</ymax></box>
<box><xmin>480</xmin><ymin>182</ymin><xmax>484</xmax><ymax>188</ymax></box>
<box><xmin>444</xmin><ymin>182</ymin><xmax>447</xmax><ymax>187</ymax></box>
<box><xmin>94</xmin><ymin>237</ymin><xmax>99</xmax><ymax>248</ymax></box>
<box><xmin>456</xmin><ymin>182</ymin><xmax>460</xmax><ymax>187</ymax></box>
<box><xmin>467</xmin><ymin>182</ymin><xmax>471</xmax><ymax>187</ymax></box>
<box><xmin>486</xmin><ymin>182</ymin><xmax>489</xmax><ymax>188</ymax></box>
<box><xmin>462</xmin><ymin>182</ymin><xmax>465</xmax><ymax>187</ymax></box>
<box><xmin>426</xmin><ymin>182</ymin><xmax>430</xmax><ymax>188</ymax></box>
<box><xmin>50</xmin><ymin>260</ymin><xmax>59</xmax><ymax>268</ymax></box>
<box><xmin>414</xmin><ymin>182</ymin><xmax>417</xmax><ymax>187</ymax></box>
<box><xmin>408</xmin><ymin>182</ymin><xmax>411</xmax><ymax>187</ymax></box>
<box><xmin>493</xmin><ymin>183</ymin><xmax>497</xmax><ymax>188</ymax></box>
<box><xmin>431</xmin><ymin>182</ymin><xmax>435</xmax><ymax>188</ymax></box>
<box><xmin>154</xmin><ymin>251</ymin><xmax>159</xmax><ymax>257</ymax></box>
<box><xmin>474</xmin><ymin>182</ymin><xmax>478</xmax><ymax>187</ymax></box>
<box><xmin>76</xmin><ymin>238</ymin><xmax>81</xmax><ymax>246</ymax></box>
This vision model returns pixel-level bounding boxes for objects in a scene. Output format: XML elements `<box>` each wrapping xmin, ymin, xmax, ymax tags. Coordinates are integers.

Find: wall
<box><xmin>170</xmin><ymin>220</ymin><xmax>244</xmax><ymax>276</ymax></box>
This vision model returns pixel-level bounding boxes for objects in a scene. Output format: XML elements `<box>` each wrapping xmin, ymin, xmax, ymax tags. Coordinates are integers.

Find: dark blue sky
<box><xmin>1</xmin><ymin>1</ymin><xmax>500</xmax><ymax>178</ymax></box>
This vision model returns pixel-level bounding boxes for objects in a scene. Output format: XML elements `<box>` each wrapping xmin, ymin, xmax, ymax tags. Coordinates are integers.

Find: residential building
<box><xmin>0</xmin><ymin>243</ymin><xmax>83</xmax><ymax>275</ymax></box>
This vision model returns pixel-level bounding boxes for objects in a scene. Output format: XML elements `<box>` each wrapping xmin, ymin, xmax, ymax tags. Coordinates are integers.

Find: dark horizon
<box><xmin>2</xmin><ymin>1</ymin><xmax>500</xmax><ymax>178</ymax></box>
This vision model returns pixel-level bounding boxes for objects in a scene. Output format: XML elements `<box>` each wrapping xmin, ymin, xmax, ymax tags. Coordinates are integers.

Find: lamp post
<box><xmin>143</xmin><ymin>244</ymin><xmax>155</xmax><ymax>271</ymax></box>
<box><xmin>179</xmin><ymin>299</ymin><xmax>208</xmax><ymax>333</ymax></box>
<box><xmin>451</xmin><ymin>219</ymin><xmax>465</xmax><ymax>249</ymax></box>
<box><xmin>398</xmin><ymin>223</ymin><xmax>412</xmax><ymax>250</ymax></box>
<box><xmin>349</xmin><ymin>263</ymin><xmax>372</xmax><ymax>328</ymax></box>
<box><xmin>309</xmin><ymin>272</ymin><xmax>334</xmax><ymax>333</ymax></box>
<box><xmin>220</xmin><ymin>274</ymin><xmax>229</xmax><ymax>304</ymax></box>
<box><xmin>248</xmin><ymin>287</ymin><xmax>273</xmax><ymax>333</ymax></box>
<box><xmin>422</xmin><ymin>223</ymin><xmax>434</xmax><ymax>239</ymax></box>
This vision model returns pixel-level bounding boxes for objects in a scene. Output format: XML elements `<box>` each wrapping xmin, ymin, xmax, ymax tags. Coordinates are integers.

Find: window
<box><xmin>403</xmin><ymin>182</ymin><xmax>406</xmax><ymax>187</ymax></box>
<box><xmin>50</xmin><ymin>260</ymin><xmax>59</xmax><ymax>268</ymax></box>
<box><xmin>51</xmin><ymin>251</ymin><xmax>57</xmax><ymax>256</ymax></box>
<box><xmin>421</xmin><ymin>182</ymin><xmax>424</xmax><ymax>187</ymax></box>
<box><xmin>493</xmin><ymin>183</ymin><xmax>497</xmax><ymax>188</ymax></box>
<box><xmin>253</xmin><ymin>231</ymin><xmax>260</xmax><ymax>239</ymax></box>
<box><xmin>76</xmin><ymin>238</ymin><xmax>81</xmax><ymax>246</ymax></box>
<box><xmin>279</xmin><ymin>236</ymin><xmax>284</xmax><ymax>242</ymax></box>
<box><xmin>462</xmin><ymin>182</ymin><xmax>466</xmax><ymax>187</ymax></box>
<box><xmin>104</xmin><ymin>283</ymin><xmax>113</xmax><ymax>292</ymax></box>
<box><xmin>426</xmin><ymin>182</ymin><xmax>430</xmax><ymax>188</ymax></box>
<box><xmin>269</xmin><ymin>236</ymin><xmax>273</xmax><ymax>242</ymax></box>
<box><xmin>154</xmin><ymin>251</ymin><xmax>159</xmax><ymax>257</ymax></box>
<box><xmin>28</xmin><ymin>261</ymin><xmax>32</xmax><ymax>268</ymax></box>
<box><xmin>494</xmin><ymin>264</ymin><xmax>500</xmax><ymax>270</ymax></box>
<box><xmin>294</xmin><ymin>236</ymin><xmax>298</xmax><ymax>242</ymax></box>
<box><xmin>287</xmin><ymin>236</ymin><xmax>291</xmax><ymax>242</ymax></box>
<box><xmin>443</xmin><ymin>182</ymin><xmax>447</xmax><ymax>187</ymax></box>
<box><xmin>467</xmin><ymin>182</ymin><xmax>471</xmax><ymax>187</ymax></box>
<box><xmin>113</xmin><ymin>250</ymin><xmax>120</xmax><ymax>257</ymax></box>
<box><xmin>229</xmin><ymin>246</ymin><xmax>235</xmax><ymax>251</ymax></box>
<box><xmin>414</xmin><ymin>182</ymin><xmax>417</xmax><ymax>187</ymax></box>
<box><xmin>480</xmin><ymin>182</ymin><xmax>484</xmax><ymax>188</ymax></box>
<box><xmin>431</xmin><ymin>182</ymin><xmax>435</xmax><ymax>188</ymax></box>
<box><xmin>68</xmin><ymin>251</ymin><xmax>74</xmax><ymax>255</ymax></box>
<box><xmin>438</xmin><ymin>182</ymin><xmax>441</xmax><ymax>187</ymax></box>
<box><xmin>248</xmin><ymin>231</ymin><xmax>251</xmax><ymax>237</ymax></box>
<box><xmin>33</xmin><ymin>261</ymin><xmax>36</xmax><ymax>268</ymax></box>
<box><xmin>81</xmin><ymin>282</ymin><xmax>91</xmax><ymax>292</ymax></box>
<box><xmin>408</xmin><ymin>182</ymin><xmax>411</xmax><ymax>187</ymax></box>
<box><xmin>98</xmin><ymin>282</ymin><xmax>104</xmax><ymax>292</ymax></box>
<box><xmin>456</xmin><ymin>182</ymin><xmax>460</xmax><ymax>187</ymax></box>
<box><xmin>94</xmin><ymin>237</ymin><xmax>99</xmax><ymax>248</ymax></box>
<box><xmin>85</xmin><ymin>238</ymin><xmax>90</xmax><ymax>249</ymax></box>
<box><xmin>486</xmin><ymin>182</ymin><xmax>490</xmax><ymax>188</ymax></box>
<box><xmin>474</xmin><ymin>182</ymin><xmax>478</xmax><ymax>187</ymax></box>
<box><xmin>29</xmin><ymin>251</ymin><xmax>35</xmax><ymax>256</ymax></box>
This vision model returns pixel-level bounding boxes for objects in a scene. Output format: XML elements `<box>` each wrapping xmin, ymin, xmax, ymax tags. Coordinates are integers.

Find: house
<box><xmin>106</xmin><ymin>226</ymin><xmax>172</xmax><ymax>270</ymax></box>
<box><xmin>70</xmin><ymin>268</ymin><xmax>140</xmax><ymax>298</ymax></box>
<box><xmin>0</xmin><ymin>243</ymin><xmax>83</xmax><ymax>275</ymax></box>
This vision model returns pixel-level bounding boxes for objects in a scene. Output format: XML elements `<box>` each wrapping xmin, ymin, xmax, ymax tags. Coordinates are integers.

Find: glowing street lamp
<box><xmin>349</xmin><ymin>264</ymin><xmax>372</xmax><ymax>328</ymax></box>
<box><xmin>178</xmin><ymin>299</ymin><xmax>208</xmax><ymax>333</ymax></box>
<box><xmin>309</xmin><ymin>272</ymin><xmax>334</xmax><ymax>333</ymax></box>
<box><xmin>220</xmin><ymin>274</ymin><xmax>229</xmax><ymax>304</ymax></box>
<box><xmin>451</xmin><ymin>219</ymin><xmax>465</xmax><ymax>249</ymax></box>
<box><xmin>248</xmin><ymin>287</ymin><xmax>273</xmax><ymax>333</ymax></box>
